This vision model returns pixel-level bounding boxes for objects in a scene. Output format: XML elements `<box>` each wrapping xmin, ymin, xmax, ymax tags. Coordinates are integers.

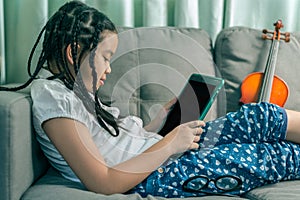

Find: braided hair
<box><xmin>0</xmin><ymin>1</ymin><xmax>119</xmax><ymax>136</ymax></box>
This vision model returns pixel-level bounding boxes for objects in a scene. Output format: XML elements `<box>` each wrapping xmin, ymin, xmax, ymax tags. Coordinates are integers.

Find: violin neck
<box><xmin>258</xmin><ymin>40</ymin><xmax>279</xmax><ymax>103</ymax></box>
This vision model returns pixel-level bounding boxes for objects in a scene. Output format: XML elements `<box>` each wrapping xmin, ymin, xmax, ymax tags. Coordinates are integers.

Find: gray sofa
<box><xmin>1</xmin><ymin>26</ymin><xmax>300</xmax><ymax>200</ymax></box>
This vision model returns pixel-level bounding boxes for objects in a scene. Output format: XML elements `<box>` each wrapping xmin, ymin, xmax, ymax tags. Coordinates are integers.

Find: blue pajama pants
<box><xmin>130</xmin><ymin>102</ymin><xmax>300</xmax><ymax>198</ymax></box>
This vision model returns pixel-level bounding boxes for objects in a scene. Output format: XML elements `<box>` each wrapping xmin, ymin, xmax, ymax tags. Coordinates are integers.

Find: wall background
<box><xmin>1</xmin><ymin>0</ymin><xmax>300</xmax><ymax>84</ymax></box>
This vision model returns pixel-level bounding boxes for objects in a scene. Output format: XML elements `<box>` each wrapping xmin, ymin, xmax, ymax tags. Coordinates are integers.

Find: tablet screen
<box><xmin>158</xmin><ymin>74</ymin><xmax>223</xmax><ymax>136</ymax></box>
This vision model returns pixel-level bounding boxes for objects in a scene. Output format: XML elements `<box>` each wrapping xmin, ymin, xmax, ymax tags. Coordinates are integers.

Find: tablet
<box><xmin>158</xmin><ymin>73</ymin><xmax>224</xmax><ymax>136</ymax></box>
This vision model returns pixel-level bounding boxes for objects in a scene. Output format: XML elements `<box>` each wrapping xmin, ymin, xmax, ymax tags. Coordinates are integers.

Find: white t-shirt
<box><xmin>31</xmin><ymin>78</ymin><xmax>163</xmax><ymax>182</ymax></box>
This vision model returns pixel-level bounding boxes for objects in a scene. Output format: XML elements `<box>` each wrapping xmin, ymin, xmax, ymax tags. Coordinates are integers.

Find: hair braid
<box><xmin>0</xmin><ymin>25</ymin><xmax>47</xmax><ymax>91</ymax></box>
<box><xmin>72</xmin><ymin>11</ymin><xmax>119</xmax><ymax>136</ymax></box>
<box><xmin>53</xmin><ymin>10</ymin><xmax>75</xmax><ymax>89</ymax></box>
<box><xmin>92</xmin><ymin>23</ymin><xmax>119</xmax><ymax>136</ymax></box>
<box><xmin>1</xmin><ymin>1</ymin><xmax>120</xmax><ymax>136</ymax></box>
<box><xmin>71</xmin><ymin>7</ymin><xmax>88</xmax><ymax>76</ymax></box>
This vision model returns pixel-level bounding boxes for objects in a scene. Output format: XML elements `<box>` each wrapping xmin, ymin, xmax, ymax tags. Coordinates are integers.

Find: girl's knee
<box><xmin>240</xmin><ymin>102</ymin><xmax>282</xmax><ymax>117</ymax></box>
<box><xmin>240</xmin><ymin>102</ymin><xmax>269</xmax><ymax>111</ymax></box>
<box><xmin>241</xmin><ymin>102</ymin><xmax>287</xmax><ymax>133</ymax></box>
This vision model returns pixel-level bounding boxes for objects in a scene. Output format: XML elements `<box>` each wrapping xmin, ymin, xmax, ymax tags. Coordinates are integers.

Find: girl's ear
<box><xmin>66</xmin><ymin>44</ymin><xmax>74</xmax><ymax>65</ymax></box>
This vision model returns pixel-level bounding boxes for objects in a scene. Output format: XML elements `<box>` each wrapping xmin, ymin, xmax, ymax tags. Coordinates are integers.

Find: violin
<box><xmin>240</xmin><ymin>20</ymin><xmax>290</xmax><ymax>107</ymax></box>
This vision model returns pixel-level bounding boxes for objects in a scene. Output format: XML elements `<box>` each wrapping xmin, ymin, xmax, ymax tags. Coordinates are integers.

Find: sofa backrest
<box><xmin>214</xmin><ymin>26</ymin><xmax>300</xmax><ymax>112</ymax></box>
<box><xmin>99</xmin><ymin>27</ymin><xmax>225</xmax><ymax>124</ymax></box>
<box><xmin>0</xmin><ymin>88</ymin><xmax>49</xmax><ymax>200</ymax></box>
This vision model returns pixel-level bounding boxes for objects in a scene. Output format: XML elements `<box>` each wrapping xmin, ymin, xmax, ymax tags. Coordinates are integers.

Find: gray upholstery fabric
<box><xmin>0</xmin><ymin>90</ymin><xmax>49</xmax><ymax>200</ymax></box>
<box><xmin>214</xmin><ymin>26</ymin><xmax>300</xmax><ymax>112</ymax></box>
<box><xmin>1</xmin><ymin>26</ymin><xmax>300</xmax><ymax>199</ymax></box>
<box><xmin>99</xmin><ymin>27</ymin><xmax>226</xmax><ymax>124</ymax></box>
<box><xmin>22</xmin><ymin>168</ymin><xmax>245</xmax><ymax>200</ymax></box>
<box><xmin>244</xmin><ymin>180</ymin><xmax>300</xmax><ymax>200</ymax></box>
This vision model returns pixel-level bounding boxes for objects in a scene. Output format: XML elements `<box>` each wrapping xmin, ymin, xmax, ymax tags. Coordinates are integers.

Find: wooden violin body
<box><xmin>240</xmin><ymin>72</ymin><xmax>289</xmax><ymax>107</ymax></box>
<box><xmin>240</xmin><ymin>20</ymin><xmax>290</xmax><ymax>107</ymax></box>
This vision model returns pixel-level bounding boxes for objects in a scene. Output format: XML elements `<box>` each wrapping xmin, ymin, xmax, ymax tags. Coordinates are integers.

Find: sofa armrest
<box><xmin>0</xmin><ymin>90</ymin><xmax>49</xmax><ymax>200</ymax></box>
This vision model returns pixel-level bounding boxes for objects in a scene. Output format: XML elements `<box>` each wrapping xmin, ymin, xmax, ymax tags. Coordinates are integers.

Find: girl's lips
<box><xmin>99</xmin><ymin>79</ymin><xmax>105</xmax><ymax>86</ymax></box>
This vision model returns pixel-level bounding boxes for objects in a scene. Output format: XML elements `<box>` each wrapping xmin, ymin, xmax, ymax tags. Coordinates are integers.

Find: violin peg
<box><xmin>262</xmin><ymin>34</ymin><xmax>272</xmax><ymax>40</ymax></box>
<box><xmin>284</xmin><ymin>32</ymin><xmax>290</xmax><ymax>37</ymax></box>
<box><xmin>262</xmin><ymin>29</ymin><xmax>274</xmax><ymax>35</ymax></box>
<box><xmin>280</xmin><ymin>32</ymin><xmax>291</xmax><ymax>42</ymax></box>
<box><xmin>284</xmin><ymin>36</ymin><xmax>290</xmax><ymax>42</ymax></box>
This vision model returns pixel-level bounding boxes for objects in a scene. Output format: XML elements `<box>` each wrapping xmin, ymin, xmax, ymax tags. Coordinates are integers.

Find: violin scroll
<box><xmin>262</xmin><ymin>20</ymin><xmax>290</xmax><ymax>42</ymax></box>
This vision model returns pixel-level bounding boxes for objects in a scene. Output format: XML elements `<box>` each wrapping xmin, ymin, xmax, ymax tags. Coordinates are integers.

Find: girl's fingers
<box><xmin>189</xmin><ymin>136</ymin><xmax>200</xmax><ymax>150</ymax></box>
<box><xmin>194</xmin><ymin>127</ymin><xmax>204</xmax><ymax>135</ymax></box>
<box><xmin>189</xmin><ymin>142</ymin><xmax>199</xmax><ymax>150</ymax></box>
<box><xmin>187</xmin><ymin>120</ymin><xmax>206</xmax><ymax>128</ymax></box>
<box><xmin>193</xmin><ymin>136</ymin><xmax>200</xmax><ymax>142</ymax></box>
<box><xmin>165</xmin><ymin>98</ymin><xmax>177</xmax><ymax>110</ymax></box>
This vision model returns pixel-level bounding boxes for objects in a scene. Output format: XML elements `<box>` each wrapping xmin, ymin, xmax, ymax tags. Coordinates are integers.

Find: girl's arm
<box><xmin>42</xmin><ymin>117</ymin><xmax>204</xmax><ymax>194</ymax></box>
<box><xmin>144</xmin><ymin>98</ymin><xmax>177</xmax><ymax>132</ymax></box>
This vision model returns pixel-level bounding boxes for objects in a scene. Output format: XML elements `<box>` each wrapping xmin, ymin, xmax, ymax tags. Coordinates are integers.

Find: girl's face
<box><xmin>78</xmin><ymin>32</ymin><xmax>118</xmax><ymax>92</ymax></box>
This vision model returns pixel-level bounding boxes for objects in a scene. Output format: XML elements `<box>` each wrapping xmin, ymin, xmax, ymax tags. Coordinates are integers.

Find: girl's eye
<box><xmin>104</xmin><ymin>57</ymin><xmax>110</xmax><ymax>62</ymax></box>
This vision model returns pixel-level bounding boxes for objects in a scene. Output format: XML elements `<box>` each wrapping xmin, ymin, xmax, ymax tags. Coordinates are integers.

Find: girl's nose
<box><xmin>106</xmin><ymin>66</ymin><xmax>111</xmax><ymax>74</ymax></box>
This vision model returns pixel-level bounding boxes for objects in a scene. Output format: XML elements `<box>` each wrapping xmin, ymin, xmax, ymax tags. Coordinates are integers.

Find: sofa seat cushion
<box><xmin>243</xmin><ymin>180</ymin><xmax>300</xmax><ymax>200</ymax></box>
<box><xmin>22</xmin><ymin>168</ymin><xmax>247</xmax><ymax>200</ymax></box>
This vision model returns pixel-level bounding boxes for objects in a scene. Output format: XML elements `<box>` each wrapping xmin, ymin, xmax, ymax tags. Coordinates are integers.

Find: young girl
<box><xmin>1</xmin><ymin>1</ymin><xmax>300</xmax><ymax>198</ymax></box>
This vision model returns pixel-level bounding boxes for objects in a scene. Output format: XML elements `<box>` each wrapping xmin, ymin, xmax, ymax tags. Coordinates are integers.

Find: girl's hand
<box><xmin>144</xmin><ymin>98</ymin><xmax>177</xmax><ymax>132</ymax></box>
<box><xmin>164</xmin><ymin>120</ymin><xmax>206</xmax><ymax>155</ymax></box>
